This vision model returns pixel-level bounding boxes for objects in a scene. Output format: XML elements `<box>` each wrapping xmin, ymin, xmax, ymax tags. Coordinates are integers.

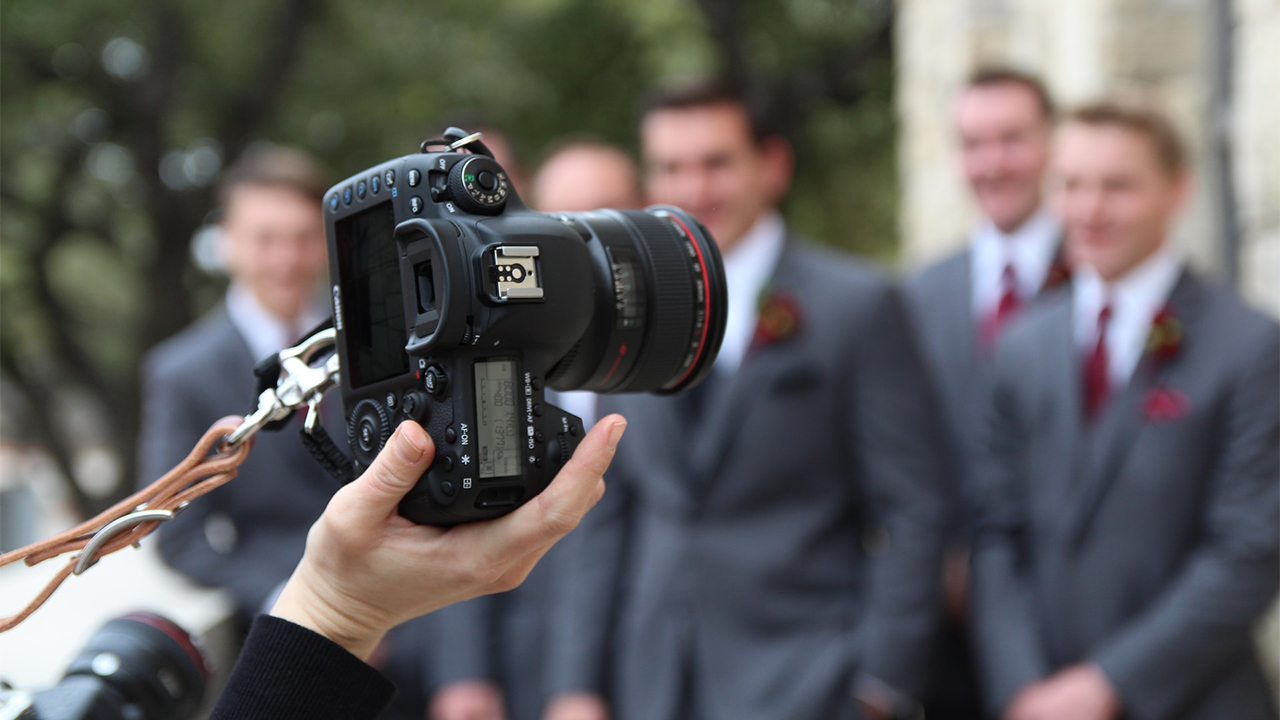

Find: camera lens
<box><xmin>547</xmin><ymin>205</ymin><xmax>727</xmax><ymax>395</ymax></box>
<box><xmin>59</xmin><ymin>612</ymin><xmax>210</xmax><ymax>720</ymax></box>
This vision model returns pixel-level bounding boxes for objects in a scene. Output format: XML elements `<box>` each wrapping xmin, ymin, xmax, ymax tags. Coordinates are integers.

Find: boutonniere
<box><xmin>751</xmin><ymin>289</ymin><xmax>803</xmax><ymax>352</ymax></box>
<box><xmin>1142</xmin><ymin>304</ymin><xmax>1188</xmax><ymax>422</ymax></box>
<box><xmin>1145</xmin><ymin>303</ymin><xmax>1183</xmax><ymax>367</ymax></box>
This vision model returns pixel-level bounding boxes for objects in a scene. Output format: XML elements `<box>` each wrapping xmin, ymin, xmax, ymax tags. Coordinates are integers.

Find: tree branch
<box><xmin>0</xmin><ymin>337</ymin><xmax>98</xmax><ymax>517</ymax></box>
<box><xmin>216</xmin><ymin>0</ymin><xmax>328</xmax><ymax>160</ymax></box>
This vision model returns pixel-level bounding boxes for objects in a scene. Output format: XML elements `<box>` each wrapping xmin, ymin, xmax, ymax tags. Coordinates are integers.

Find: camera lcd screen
<box><xmin>474</xmin><ymin>358</ymin><xmax>520</xmax><ymax>479</ymax></box>
<box><xmin>336</xmin><ymin>201</ymin><xmax>410</xmax><ymax>389</ymax></box>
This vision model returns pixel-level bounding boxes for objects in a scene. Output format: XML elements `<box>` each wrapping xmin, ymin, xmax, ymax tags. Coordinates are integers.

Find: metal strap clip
<box><xmin>223</xmin><ymin>328</ymin><xmax>340</xmax><ymax>448</ymax></box>
<box><xmin>73</xmin><ymin>509</ymin><xmax>175</xmax><ymax>575</ymax></box>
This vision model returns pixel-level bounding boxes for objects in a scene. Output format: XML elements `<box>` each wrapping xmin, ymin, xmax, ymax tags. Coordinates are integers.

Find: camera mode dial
<box><xmin>349</xmin><ymin>398</ymin><xmax>391</xmax><ymax>467</ymax></box>
<box><xmin>448</xmin><ymin>156</ymin><xmax>509</xmax><ymax>215</ymax></box>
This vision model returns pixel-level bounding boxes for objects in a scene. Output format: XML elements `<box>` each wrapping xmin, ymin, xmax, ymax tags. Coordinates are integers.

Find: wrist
<box><xmin>269</xmin><ymin>566</ymin><xmax>388</xmax><ymax>660</ymax></box>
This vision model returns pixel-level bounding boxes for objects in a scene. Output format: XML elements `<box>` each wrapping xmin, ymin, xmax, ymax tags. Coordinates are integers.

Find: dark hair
<box><xmin>216</xmin><ymin>145</ymin><xmax>329</xmax><ymax>208</ymax></box>
<box><xmin>1064</xmin><ymin>102</ymin><xmax>1188</xmax><ymax>176</ymax></box>
<box><xmin>966</xmin><ymin>66</ymin><xmax>1055</xmax><ymax>120</ymax></box>
<box><xmin>640</xmin><ymin>77</ymin><xmax>783</xmax><ymax>145</ymax></box>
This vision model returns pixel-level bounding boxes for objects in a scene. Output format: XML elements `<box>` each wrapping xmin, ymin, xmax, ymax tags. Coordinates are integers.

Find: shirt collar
<box><xmin>225</xmin><ymin>283</ymin><xmax>327</xmax><ymax>363</ymax></box>
<box><xmin>717</xmin><ymin>210</ymin><xmax>787</xmax><ymax>375</ymax></box>
<box><xmin>971</xmin><ymin>206</ymin><xmax>1062</xmax><ymax>316</ymax></box>
<box><xmin>1072</xmin><ymin>244</ymin><xmax>1183</xmax><ymax>384</ymax></box>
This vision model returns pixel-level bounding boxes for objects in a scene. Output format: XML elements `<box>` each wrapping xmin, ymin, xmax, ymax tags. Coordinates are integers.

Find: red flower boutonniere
<box><xmin>751</xmin><ymin>290</ymin><xmax>803</xmax><ymax>353</ymax></box>
<box><xmin>1145</xmin><ymin>304</ymin><xmax>1183</xmax><ymax>368</ymax></box>
<box><xmin>1142</xmin><ymin>304</ymin><xmax>1188</xmax><ymax>422</ymax></box>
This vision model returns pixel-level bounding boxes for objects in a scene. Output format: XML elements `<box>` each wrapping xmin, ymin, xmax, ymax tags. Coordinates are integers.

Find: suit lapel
<box><xmin>943</xmin><ymin>250</ymin><xmax>980</xmax><ymax>374</ymax></box>
<box><xmin>1068</xmin><ymin>270</ymin><xmax>1202</xmax><ymax>546</ymax></box>
<box><xmin>687</xmin><ymin>242</ymin><xmax>811</xmax><ymax>488</ymax></box>
<box><xmin>1042</xmin><ymin>295</ymin><xmax>1087</xmax><ymax>499</ymax></box>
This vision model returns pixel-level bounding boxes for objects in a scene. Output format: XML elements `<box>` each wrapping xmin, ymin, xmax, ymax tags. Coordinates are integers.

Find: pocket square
<box><xmin>1143</xmin><ymin>386</ymin><xmax>1189</xmax><ymax>422</ymax></box>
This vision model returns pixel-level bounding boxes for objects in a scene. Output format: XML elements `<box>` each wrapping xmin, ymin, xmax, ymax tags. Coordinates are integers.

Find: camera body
<box><xmin>325</xmin><ymin>132</ymin><xmax>725</xmax><ymax>525</ymax></box>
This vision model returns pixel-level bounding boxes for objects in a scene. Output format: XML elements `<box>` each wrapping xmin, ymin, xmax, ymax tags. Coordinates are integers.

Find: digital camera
<box><xmin>324</xmin><ymin>129</ymin><xmax>728</xmax><ymax>525</ymax></box>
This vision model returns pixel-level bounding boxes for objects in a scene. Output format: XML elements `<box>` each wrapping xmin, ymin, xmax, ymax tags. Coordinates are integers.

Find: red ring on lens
<box><xmin>664</xmin><ymin>213</ymin><xmax>712</xmax><ymax>389</ymax></box>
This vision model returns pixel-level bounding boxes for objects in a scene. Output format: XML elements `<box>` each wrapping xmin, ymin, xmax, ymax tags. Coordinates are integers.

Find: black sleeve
<box><xmin>210</xmin><ymin>615</ymin><xmax>397</xmax><ymax>720</ymax></box>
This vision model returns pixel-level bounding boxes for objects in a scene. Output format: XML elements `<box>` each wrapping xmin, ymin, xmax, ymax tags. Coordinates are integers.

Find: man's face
<box><xmin>955</xmin><ymin>83</ymin><xmax>1052</xmax><ymax>233</ymax></box>
<box><xmin>641</xmin><ymin>102</ymin><xmax>791</xmax><ymax>252</ymax></box>
<box><xmin>221</xmin><ymin>184</ymin><xmax>327</xmax><ymax>320</ymax></box>
<box><xmin>1051</xmin><ymin>122</ymin><xmax>1188</xmax><ymax>281</ymax></box>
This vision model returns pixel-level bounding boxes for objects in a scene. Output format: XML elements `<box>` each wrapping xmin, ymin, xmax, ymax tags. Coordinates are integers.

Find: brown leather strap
<box><xmin>0</xmin><ymin>417</ymin><xmax>254</xmax><ymax>632</ymax></box>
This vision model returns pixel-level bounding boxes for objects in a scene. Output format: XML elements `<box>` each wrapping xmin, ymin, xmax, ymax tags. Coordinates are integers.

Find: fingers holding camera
<box><xmin>336</xmin><ymin>420</ymin><xmax>436</xmax><ymax>529</ymax></box>
<box><xmin>452</xmin><ymin>414</ymin><xmax>624</xmax><ymax>566</ymax></box>
<box><xmin>269</xmin><ymin>416</ymin><xmax>623</xmax><ymax>661</ymax></box>
<box><xmin>270</xmin><ymin>421</ymin><xmax>442</xmax><ymax>659</ymax></box>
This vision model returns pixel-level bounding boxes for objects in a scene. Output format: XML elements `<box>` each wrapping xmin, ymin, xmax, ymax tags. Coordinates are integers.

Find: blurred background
<box><xmin>0</xmin><ymin>0</ymin><xmax>898</xmax><ymax>523</ymax></box>
<box><xmin>0</xmin><ymin>0</ymin><xmax>1276</xmax><ymax>703</ymax></box>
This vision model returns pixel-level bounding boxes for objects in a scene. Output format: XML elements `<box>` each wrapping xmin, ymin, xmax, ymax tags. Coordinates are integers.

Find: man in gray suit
<box><xmin>903</xmin><ymin>68</ymin><xmax>1067</xmax><ymax>719</ymax></box>
<box><xmin>971</xmin><ymin>103</ymin><xmax>1279</xmax><ymax>720</ymax></box>
<box><xmin>544</xmin><ymin>79</ymin><xmax>949</xmax><ymax>720</ymax></box>
<box><xmin>138</xmin><ymin>147</ymin><xmax>461</xmax><ymax>719</ymax></box>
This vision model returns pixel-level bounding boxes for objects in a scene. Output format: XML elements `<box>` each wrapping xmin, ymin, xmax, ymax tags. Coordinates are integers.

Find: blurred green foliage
<box><xmin>0</xmin><ymin>0</ymin><xmax>895</xmax><ymax>511</ymax></box>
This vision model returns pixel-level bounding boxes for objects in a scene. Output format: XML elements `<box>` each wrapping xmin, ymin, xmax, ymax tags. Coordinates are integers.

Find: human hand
<box><xmin>542</xmin><ymin>692</ymin><xmax>610</xmax><ymax>720</ymax></box>
<box><xmin>1004</xmin><ymin>664</ymin><xmax>1121</xmax><ymax>720</ymax></box>
<box><xmin>270</xmin><ymin>414</ymin><xmax>626</xmax><ymax>660</ymax></box>
<box><xmin>430</xmin><ymin>680</ymin><xmax>506</xmax><ymax>720</ymax></box>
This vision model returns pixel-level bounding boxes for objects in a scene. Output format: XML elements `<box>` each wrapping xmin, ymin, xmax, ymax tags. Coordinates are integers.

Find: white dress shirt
<box><xmin>715</xmin><ymin>211</ymin><xmax>787</xmax><ymax>377</ymax></box>
<box><xmin>1072</xmin><ymin>246</ymin><xmax>1183</xmax><ymax>387</ymax></box>
<box><xmin>225</xmin><ymin>283</ymin><xmax>328</xmax><ymax>363</ymax></box>
<box><xmin>970</xmin><ymin>207</ymin><xmax>1062</xmax><ymax>320</ymax></box>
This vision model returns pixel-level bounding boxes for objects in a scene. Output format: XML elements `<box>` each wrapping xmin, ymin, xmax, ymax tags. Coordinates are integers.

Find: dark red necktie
<box><xmin>981</xmin><ymin>265</ymin><xmax>1022</xmax><ymax>350</ymax></box>
<box><xmin>1084</xmin><ymin>304</ymin><xmax>1113</xmax><ymax>421</ymax></box>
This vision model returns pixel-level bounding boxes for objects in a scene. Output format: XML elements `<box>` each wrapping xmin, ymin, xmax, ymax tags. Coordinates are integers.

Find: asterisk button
<box><xmin>460</xmin><ymin>455</ymin><xmax>471</xmax><ymax>465</ymax></box>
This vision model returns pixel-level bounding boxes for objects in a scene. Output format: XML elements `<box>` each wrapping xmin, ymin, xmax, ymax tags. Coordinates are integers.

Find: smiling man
<box><xmin>969</xmin><ymin>102</ymin><xmax>1280</xmax><ymax>720</ymax></box>
<box><xmin>903</xmin><ymin>68</ymin><xmax>1065</xmax><ymax>720</ymax></box>
<box><xmin>545</xmin><ymin>78</ymin><xmax>948</xmax><ymax>720</ymax></box>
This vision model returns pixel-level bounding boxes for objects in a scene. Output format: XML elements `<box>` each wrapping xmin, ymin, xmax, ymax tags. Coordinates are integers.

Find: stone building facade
<box><xmin>895</xmin><ymin>0</ymin><xmax>1277</xmax><ymax>315</ymax></box>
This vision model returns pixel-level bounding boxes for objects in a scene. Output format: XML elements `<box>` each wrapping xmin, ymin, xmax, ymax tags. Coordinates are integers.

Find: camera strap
<box><xmin>0</xmin><ymin>419</ymin><xmax>253</xmax><ymax>633</ymax></box>
<box><xmin>0</xmin><ymin>325</ymin><xmax>345</xmax><ymax>633</ymax></box>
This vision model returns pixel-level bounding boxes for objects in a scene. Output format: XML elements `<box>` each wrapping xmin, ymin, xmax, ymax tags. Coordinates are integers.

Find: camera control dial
<box><xmin>449</xmin><ymin>156</ymin><xmax>509</xmax><ymax>215</ymax></box>
<box><xmin>349</xmin><ymin>398</ymin><xmax>391</xmax><ymax>467</ymax></box>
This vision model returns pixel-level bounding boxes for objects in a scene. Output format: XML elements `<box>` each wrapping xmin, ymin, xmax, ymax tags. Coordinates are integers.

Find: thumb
<box><xmin>343</xmin><ymin>420</ymin><xmax>435</xmax><ymax>525</ymax></box>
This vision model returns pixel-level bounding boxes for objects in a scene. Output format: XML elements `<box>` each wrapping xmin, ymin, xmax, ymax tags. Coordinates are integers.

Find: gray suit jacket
<box><xmin>903</xmin><ymin>245</ymin><xmax>1068</xmax><ymax>535</ymax></box>
<box><xmin>904</xmin><ymin>250</ymin><xmax>986</xmax><ymax>535</ymax></box>
<box><xmin>548</xmin><ymin>239</ymin><xmax>949</xmax><ymax>720</ymax></box>
<box><xmin>970</xmin><ymin>271</ymin><xmax>1280</xmax><ymax>720</ymax></box>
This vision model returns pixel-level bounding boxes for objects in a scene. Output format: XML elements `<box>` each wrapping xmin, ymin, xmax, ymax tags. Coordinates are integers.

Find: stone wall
<box><xmin>895</xmin><ymin>0</ymin><xmax>1278</xmax><ymax>317</ymax></box>
<box><xmin>1234</xmin><ymin>0</ymin><xmax>1279</xmax><ymax>314</ymax></box>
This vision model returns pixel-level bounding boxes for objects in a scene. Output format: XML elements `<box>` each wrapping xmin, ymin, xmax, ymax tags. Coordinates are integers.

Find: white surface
<box><xmin>0</xmin><ymin>540</ymin><xmax>235</xmax><ymax>689</ymax></box>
